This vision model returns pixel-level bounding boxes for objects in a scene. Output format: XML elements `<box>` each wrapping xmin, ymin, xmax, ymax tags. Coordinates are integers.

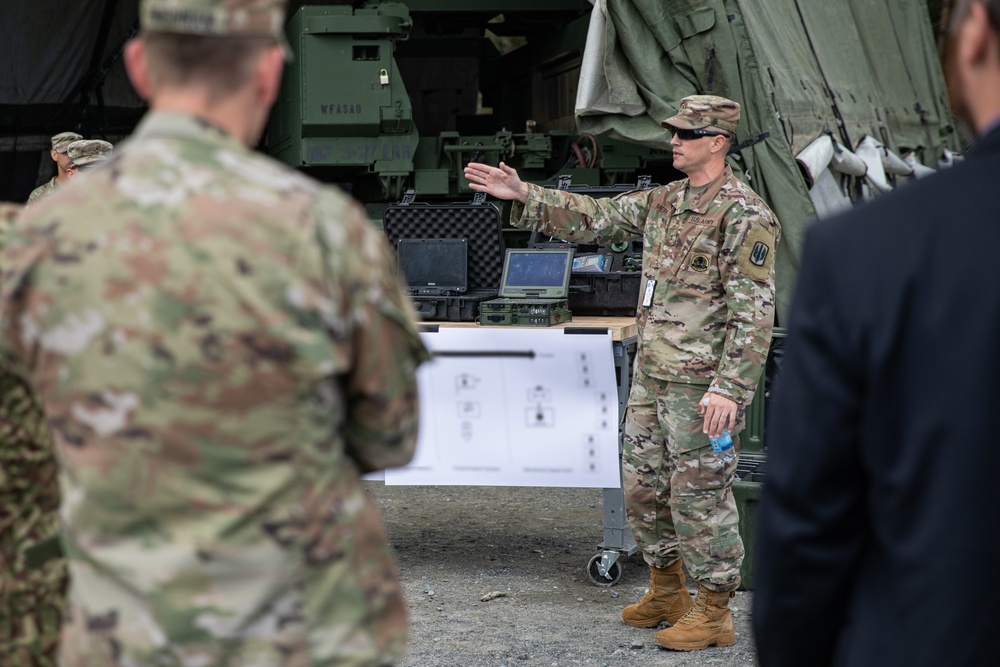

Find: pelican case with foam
<box><xmin>384</xmin><ymin>198</ymin><xmax>505</xmax><ymax>322</ymax></box>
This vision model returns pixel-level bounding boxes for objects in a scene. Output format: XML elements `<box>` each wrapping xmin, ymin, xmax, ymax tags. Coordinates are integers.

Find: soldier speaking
<box><xmin>465</xmin><ymin>94</ymin><xmax>780</xmax><ymax>652</ymax></box>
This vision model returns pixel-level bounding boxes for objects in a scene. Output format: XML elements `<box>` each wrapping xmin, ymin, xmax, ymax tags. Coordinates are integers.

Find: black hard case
<box><xmin>383</xmin><ymin>201</ymin><xmax>505</xmax><ymax>322</ymax></box>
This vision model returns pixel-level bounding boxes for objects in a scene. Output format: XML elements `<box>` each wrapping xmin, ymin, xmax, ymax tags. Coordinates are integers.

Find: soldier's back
<box><xmin>6</xmin><ymin>111</ymin><xmax>415</xmax><ymax>666</ymax></box>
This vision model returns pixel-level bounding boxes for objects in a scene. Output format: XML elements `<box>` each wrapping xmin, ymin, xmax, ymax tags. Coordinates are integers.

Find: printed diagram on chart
<box><xmin>578</xmin><ymin>351</ymin><xmax>595</xmax><ymax>389</ymax></box>
<box><xmin>456</xmin><ymin>377</ymin><xmax>483</xmax><ymax>443</ymax></box>
<box><xmin>526</xmin><ymin>406</ymin><xmax>555</xmax><ymax>427</ymax></box>
<box><xmin>387</xmin><ymin>327</ymin><xmax>622</xmax><ymax>487</ymax></box>
<box><xmin>594</xmin><ymin>390</ymin><xmax>613</xmax><ymax>431</ymax></box>
<box><xmin>460</xmin><ymin>421</ymin><xmax>474</xmax><ymax>442</ymax></box>
<box><xmin>527</xmin><ymin>385</ymin><xmax>551</xmax><ymax>402</ymax></box>
<box><xmin>582</xmin><ymin>433</ymin><xmax>600</xmax><ymax>473</ymax></box>
<box><xmin>456</xmin><ymin>373</ymin><xmax>479</xmax><ymax>391</ymax></box>
<box><xmin>457</xmin><ymin>401</ymin><xmax>481</xmax><ymax>419</ymax></box>
<box><xmin>525</xmin><ymin>384</ymin><xmax>555</xmax><ymax>427</ymax></box>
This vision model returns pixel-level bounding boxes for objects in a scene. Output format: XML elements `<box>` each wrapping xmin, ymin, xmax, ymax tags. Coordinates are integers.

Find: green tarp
<box><xmin>576</xmin><ymin>0</ymin><xmax>960</xmax><ymax>323</ymax></box>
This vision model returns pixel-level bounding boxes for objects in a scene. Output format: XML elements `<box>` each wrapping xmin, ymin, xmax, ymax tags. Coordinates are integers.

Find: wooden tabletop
<box><xmin>423</xmin><ymin>316</ymin><xmax>638</xmax><ymax>342</ymax></box>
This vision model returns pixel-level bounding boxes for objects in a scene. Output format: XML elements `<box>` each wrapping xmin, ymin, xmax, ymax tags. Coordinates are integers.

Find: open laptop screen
<box><xmin>498</xmin><ymin>249</ymin><xmax>573</xmax><ymax>299</ymax></box>
<box><xmin>397</xmin><ymin>238</ymin><xmax>468</xmax><ymax>295</ymax></box>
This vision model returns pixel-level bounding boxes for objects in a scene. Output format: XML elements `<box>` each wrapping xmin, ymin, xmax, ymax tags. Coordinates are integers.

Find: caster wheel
<box><xmin>587</xmin><ymin>552</ymin><xmax>623</xmax><ymax>587</ymax></box>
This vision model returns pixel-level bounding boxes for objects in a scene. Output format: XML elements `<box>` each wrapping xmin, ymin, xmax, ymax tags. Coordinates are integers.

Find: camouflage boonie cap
<box><xmin>67</xmin><ymin>140</ymin><xmax>113</xmax><ymax>167</ymax></box>
<box><xmin>140</xmin><ymin>0</ymin><xmax>289</xmax><ymax>53</ymax></box>
<box><xmin>51</xmin><ymin>132</ymin><xmax>83</xmax><ymax>154</ymax></box>
<box><xmin>662</xmin><ymin>95</ymin><xmax>740</xmax><ymax>135</ymax></box>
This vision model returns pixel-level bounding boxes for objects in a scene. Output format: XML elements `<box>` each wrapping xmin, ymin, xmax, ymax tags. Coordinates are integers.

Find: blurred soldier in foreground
<box><xmin>465</xmin><ymin>95</ymin><xmax>779</xmax><ymax>651</ymax></box>
<box><xmin>0</xmin><ymin>202</ymin><xmax>66</xmax><ymax>666</ymax></box>
<box><xmin>0</xmin><ymin>0</ymin><xmax>428</xmax><ymax>665</ymax></box>
<box><xmin>26</xmin><ymin>132</ymin><xmax>82</xmax><ymax>205</ymax></box>
<box><xmin>64</xmin><ymin>139</ymin><xmax>113</xmax><ymax>179</ymax></box>
<box><xmin>754</xmin><ymin>1</ymin><xmax>1000</xmax><ymax>665</ymax></box>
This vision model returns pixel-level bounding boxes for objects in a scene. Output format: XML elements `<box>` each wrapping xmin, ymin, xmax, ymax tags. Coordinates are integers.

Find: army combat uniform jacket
<box><xmin>511</xmin><ymin>165</ymin><xmax>779</xmax><ymax>406</ymax></box>
<box><xmin>0</xmin><ymin>111</ymin><xmax>429</xmax><ymax>667</ymax></box>
<box><xmin>26</xmin><ymin>177</ymin><xmax>59</xmax><ymax>206</ymax></box>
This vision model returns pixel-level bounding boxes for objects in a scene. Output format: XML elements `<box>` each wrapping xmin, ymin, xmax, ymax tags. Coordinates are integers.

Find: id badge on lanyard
<box><xmin>642</xmin><ymin>279</ymin><xmax>656</xmax><ymax>307</ymax></box>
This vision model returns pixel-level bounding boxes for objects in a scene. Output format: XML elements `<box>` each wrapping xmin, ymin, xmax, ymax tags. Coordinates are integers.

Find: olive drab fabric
<box><xmin>0</xmin><ymin>202</ymin><xmax>67</xmax><ymax>666</ymax></box>
<box><xmin>0</xmin><ymin>110</ymin><xmax>429</xmax><ymax>666</ymax></box>
<box><xmin>575</xmin><ymin>0</ymin><xmax>961</xmax><ymax>325</ymax></box>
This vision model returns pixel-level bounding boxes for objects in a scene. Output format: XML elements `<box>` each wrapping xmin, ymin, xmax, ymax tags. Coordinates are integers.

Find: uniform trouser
<box><xmin>621</xmin><ymin>368</ymin><xmax>744</xmax><ymax>592</ymax></box>
<box><xmin>0</xmin><ymin>374</ymin><xmax>67</xmax><ymax>666</ymax></box>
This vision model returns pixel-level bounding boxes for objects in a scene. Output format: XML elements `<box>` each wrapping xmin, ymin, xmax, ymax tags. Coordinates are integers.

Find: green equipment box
<box><xmin>479</xmin><ymin>307</ymin><xmax>572</xmax><ymax>327</ymax></box>
<box><xmin>735</xmin><ymin>328</ymin><xmax>784</xmax><ymax>590</ymax></box>
<box><xmin>734</xmin><ymin>455</ymin><xmax>765</xmax><ymax>591</ymax></box>
<box><xmin>480</xmin><ymin>298</ymin><xmax>570</xmax><ymax>315</ymax></box>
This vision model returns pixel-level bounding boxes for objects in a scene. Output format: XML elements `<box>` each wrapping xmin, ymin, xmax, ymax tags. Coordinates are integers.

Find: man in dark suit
<box><xmin>753</xmin><ymin>1</ymin><xmax>1000</xmax><ymax>665</ymax></box>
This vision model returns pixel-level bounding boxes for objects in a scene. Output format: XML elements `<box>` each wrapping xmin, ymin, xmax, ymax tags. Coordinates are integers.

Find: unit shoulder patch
<box><xmin>737</xmin><ymin>225</ymin><xmax>774</xmax><ymax>282</ymax></box>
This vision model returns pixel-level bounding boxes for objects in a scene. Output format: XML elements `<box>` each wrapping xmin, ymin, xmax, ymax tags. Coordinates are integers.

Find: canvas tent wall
<box><xmin>576</xmin><ymin>0</ymin><xmax>961</xmax><ymax>323</ymax></box>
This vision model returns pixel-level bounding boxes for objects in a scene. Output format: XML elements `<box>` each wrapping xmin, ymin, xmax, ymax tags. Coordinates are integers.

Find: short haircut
<box><xmin>140</xmin><ymin>30</ymin><xmax>276</xmax><ymax>102</ymax></box>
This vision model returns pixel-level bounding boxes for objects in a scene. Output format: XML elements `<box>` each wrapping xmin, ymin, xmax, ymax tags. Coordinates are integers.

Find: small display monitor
<box><xmin>397</xmin><ymin>238</ymin><xmax>468</xmax><ymax>295</ymax></box>
<box><xmin>498</xmin><ymin>249</ymin><xmax>574</xmax><ymax>299</ymax></box>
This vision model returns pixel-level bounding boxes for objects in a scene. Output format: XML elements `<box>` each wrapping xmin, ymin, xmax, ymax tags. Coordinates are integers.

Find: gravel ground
<box><xmin>369</xmin><ymin>483</ymin><xmax>758</xmax><ymax>667</ymax></box>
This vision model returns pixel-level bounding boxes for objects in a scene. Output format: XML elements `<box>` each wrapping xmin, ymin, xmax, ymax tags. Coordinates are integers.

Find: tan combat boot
<box><xmin>621</xmin><ymin>560</ymin><xmax>694</xmax><ymax>627</ymax></box>
<box><xmin>653</xmin><ymin>583</ymin><xmax>736</xmax><ymax>651</ymax></box>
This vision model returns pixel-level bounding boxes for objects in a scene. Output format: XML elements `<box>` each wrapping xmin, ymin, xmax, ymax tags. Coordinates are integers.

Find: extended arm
<box><xmin>465</xmin><ymin>161</ymin><xmax>650</xmax><ymax>244</ymax></box>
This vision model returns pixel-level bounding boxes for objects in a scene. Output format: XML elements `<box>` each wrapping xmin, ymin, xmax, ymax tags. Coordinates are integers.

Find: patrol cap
<box><xmin>140</xmin><ymin>0</ymin><xmax>290</xmax><ymax>55</ymax></box>
<box><xmin>67</xmin><ymin>140</ymin><xmax>113</xmax><ymax>168</ymax></box>
<box><xmin>51</xmin><ymin>132</ymin><xmax>83</xmax><ymax>154</ymax></box>
<box><xmin>662</xmin><ymin>95</ymin><xmax>740</xmax><ymax>136</ymax></box>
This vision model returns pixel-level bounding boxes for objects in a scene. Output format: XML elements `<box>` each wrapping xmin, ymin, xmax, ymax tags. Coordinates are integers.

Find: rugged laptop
<box><xmin>479</xmin><ymin>249</ymin><xmax>574</xmax><ymax>326</ymax></box>
<box><xmin>397</xmin><ymin>237</ymin><xmax>468</xmax><ymax>297</ymax></box>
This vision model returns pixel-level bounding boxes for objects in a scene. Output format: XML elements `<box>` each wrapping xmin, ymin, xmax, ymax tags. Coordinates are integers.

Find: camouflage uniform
<box><xmin>27</xmin><ymin>132</ymin><xmax>82</xmax><ymax>206</ymax></box>
<box><xmin>65</xmin><ymin>140</ymin><xmax>113</xmax><ymax>171</ymax></box>
<box><xmin>0</xmin><ymin>16</ymin><xmax>429</xmax><ymax>666</ymax></box>
<box><xmin>0</xmin><ymin>203</ymin><xmax>67</xmax><ymax>666</ymax></box>
<box><xmin>26</xmin><ymin>178</ymin><xmax>59</xmax><ymax>206</ymax></box>
<box><xmin>510</xmin><ymin>101</ymin><xmax>779</xmax><ymax>590</ymax></box>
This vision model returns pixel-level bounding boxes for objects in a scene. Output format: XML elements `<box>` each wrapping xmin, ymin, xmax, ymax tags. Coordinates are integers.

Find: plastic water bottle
<box><xmin>710</xmin><ymin>430</ymin><xmax>736</xmax><ymax>465</ymax></box>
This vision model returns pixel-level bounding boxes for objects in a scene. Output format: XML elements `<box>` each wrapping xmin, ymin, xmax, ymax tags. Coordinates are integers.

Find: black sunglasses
<box><xmin>671</xmin><ymin>128</ymin><xmax>730</xmax><ymax>141</ymax></box>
